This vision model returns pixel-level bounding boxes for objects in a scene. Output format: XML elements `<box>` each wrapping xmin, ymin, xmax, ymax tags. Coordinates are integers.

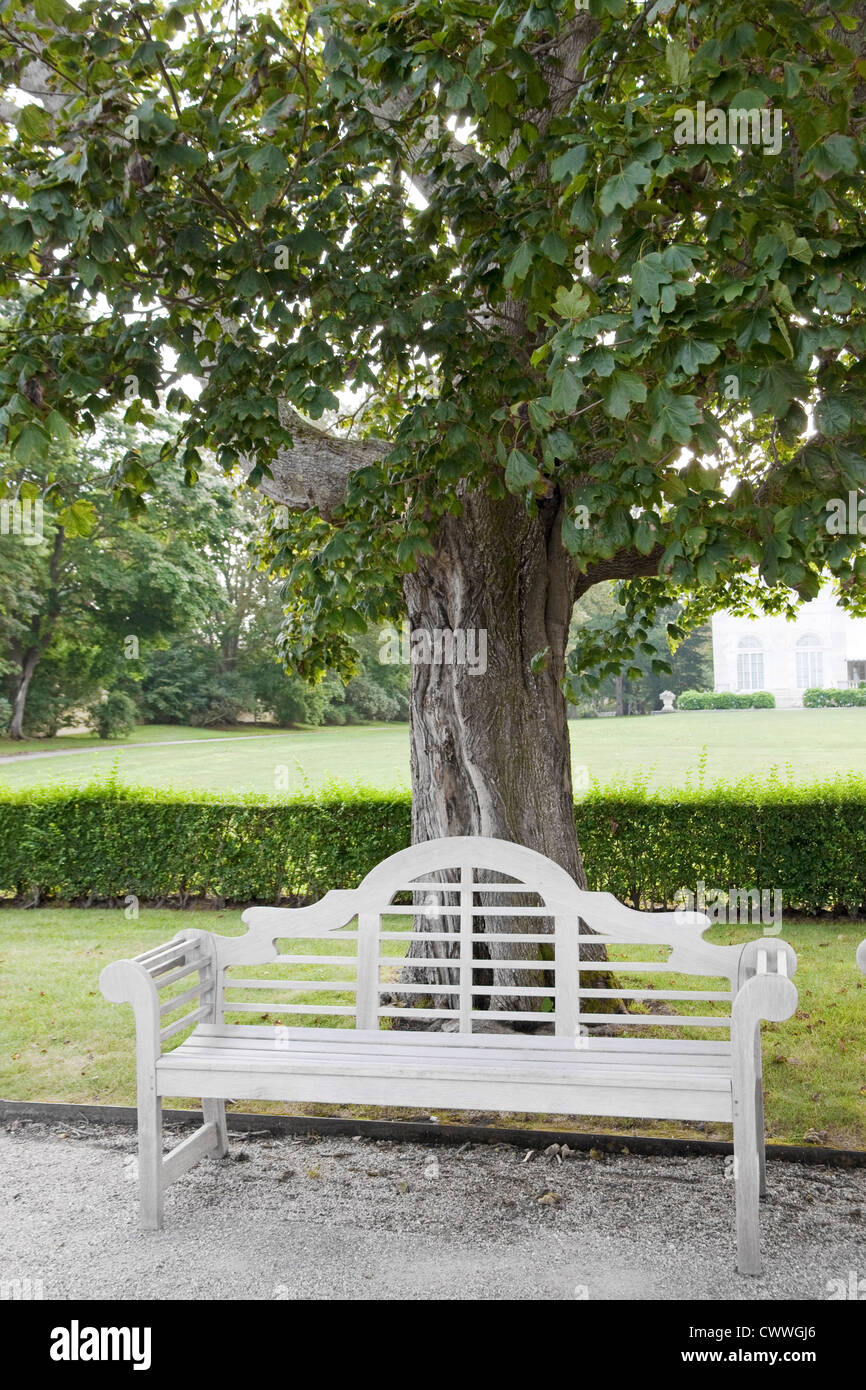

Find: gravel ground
<box><xmin>1</xmin><ymin>1120</ymin><xmax>864</xmax><ymax>1300</ymax></box>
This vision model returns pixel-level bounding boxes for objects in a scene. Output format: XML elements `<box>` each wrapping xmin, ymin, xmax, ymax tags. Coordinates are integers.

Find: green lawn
<box><xmin>2</xmin><ymin>708</ymin><xmax>866</xmax><ymax>795</ymax></box>
<box><xmin>0</xmin><ymin>722</ymin><xmax>410</xmax><ymax>795</ymax></box>
<box><xmin>1</xmin><ymin>907</ymin><xmax>863</xmax><ymax>1148</ymax></box>
<box><xmin>0</xmin><ymin>723</ymin><xmax>290</xmax><ymax>756</ymax></box>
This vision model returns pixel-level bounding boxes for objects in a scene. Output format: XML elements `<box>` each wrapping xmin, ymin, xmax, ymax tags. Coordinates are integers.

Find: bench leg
<box><xmin>755</xmin><ymin>1035</ymin><xmax>767</xmax><ymax>1199</ymax></box>
<box><xmin>138</xmin><ymin>1092</ymin><xmax>164</xmax><ymax>1231</ymax></box>
<box><xmin>203</xmin><ymin>1097</ymin><xmax>229</xmax><ymax>1157</ymax></box>
<box><xmin>733</xmin><ymin>1097</ymin><xmax>761</xmax><ymax>1276</ymax></box>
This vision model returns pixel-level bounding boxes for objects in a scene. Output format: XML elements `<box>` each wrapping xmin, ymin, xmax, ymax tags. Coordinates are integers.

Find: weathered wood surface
<box><xmin>100</xmin><ymin>836</ymin><xmax>798</xmax><ymax>1273</ymax></box>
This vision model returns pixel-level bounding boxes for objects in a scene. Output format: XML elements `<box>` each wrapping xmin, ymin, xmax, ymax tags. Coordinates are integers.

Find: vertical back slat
<box><xmin>554</xmin><ymin>914</ymin><xmax>578</xmax><ymax>1038</ymax></box>
<box><xmin>459</xmin><ymin>864</ymin><xmax>473</xmax><ymax>1033</ymax></box>
<box><xmin>356</xmin><ymin>913</ymin><xmax>379</xmax><ymax>1029</ymax></box>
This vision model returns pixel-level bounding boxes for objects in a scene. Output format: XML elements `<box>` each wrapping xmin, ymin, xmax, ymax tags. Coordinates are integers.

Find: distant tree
<box><xmin>569</xmin><ymin>581</ymin><xmax>712</xmax><ymax>712</ymax></box>
<box><xmin>0</xmin><ymin>420</ymin><xmax>226</xmax><ymax>736</ymax></box>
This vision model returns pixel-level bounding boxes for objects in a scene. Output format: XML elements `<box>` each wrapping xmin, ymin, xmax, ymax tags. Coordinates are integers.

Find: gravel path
<box><xmin>1</xmin><ymin>1121</ymin><xmax>863</xmax><ymax>1300</ymax></box>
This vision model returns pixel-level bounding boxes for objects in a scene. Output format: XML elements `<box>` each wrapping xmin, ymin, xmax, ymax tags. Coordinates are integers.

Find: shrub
<box><xmin>188</xmin><ymin>673</ymin><xmax>255</xmax><ymax>727</ymax></box>
<box><xmin>0</xmin><ymin>694</ymin><xmax>10</xmax><ymax>733</ymax></box>
<box><xmin>678</xmin><ymin>689</ymin><xmax>775</xmax><ymax>710</ymax></box>
<box><xmin>803</xmin><ymin>687</ymin><xmax>866</xmax><ymax>708</ymax></box>
<box><xmin>2</xmin><ymin>774</ymin><xmax>865</xmax><ymax>914</ymax></box>
<box><xmin>88</xmin><ymin>690</ymin><xmax>138</xmax><ymax>740</ymax></box>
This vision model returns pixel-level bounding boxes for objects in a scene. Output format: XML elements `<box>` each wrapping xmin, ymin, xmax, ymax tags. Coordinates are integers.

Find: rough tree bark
<box><xmin>406</xmin><ymin>488</ymin><xmax>581</xmax><ymax>880</ymax></box>
<box><xmin>6</xmin><ymin>525</ymin><xmax>64</xmax><ymax>739</ymax></box>
<box><xmin>8</xmin><ymin>643</ymin><xmax>40</xmax><ymax>740</ymax></box>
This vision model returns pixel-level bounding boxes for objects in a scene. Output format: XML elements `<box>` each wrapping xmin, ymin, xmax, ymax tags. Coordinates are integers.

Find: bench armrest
<box><xmin>736</xmin><ymin>937</ymin><xmax>797</xmax><ymax>990</ymax></box>
<box><xmin>100</xmin><ymin>932</ymin><xmax>217</xmax><ymax>1058</ymax></box>
<box><xmin>732</xmin><ymin>970</ymin><xmax>798</xmax><ymax>1030</ymax></box>
<box><xmin>239</xmin><ymin>893</ymin><xmax>359</xmax><ymax>942</ymax></box>
<box><xmin>857</xmin><ymin>939</ymin><xmax>866</xmax><ymax>974</ymax></box>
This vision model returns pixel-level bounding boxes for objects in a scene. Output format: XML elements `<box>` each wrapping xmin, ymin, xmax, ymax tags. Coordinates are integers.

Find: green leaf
<box><xmin>599</xmin><ymin>161</ymin><xmax>652</xmax><ymax>216</ymax></box>
<box><xmin>248</xmin><ymin>144</ymin><xmax>289</xmax><ymax>177</ymax></box>
<box><xmin>33</xmin><ymin>0</ymin><xmax>69</xmax><ymax>21</ymax></box>
<box><xmin>730</xmin><ymin>88</ymin><xmax>768</xmax><ymax>108</ymax></box>
<box><xmin>56</xmin><ymin>498</ymin><xmax>97</xmax><ymax>538</ymax></box>
<box><xmin>814</xmin><ymin>396</ymin><xmax>851</xmax><ymax>436</ymax></box>
<box><xmin>550</xmin><ymin>143</ymin><xmax>589</xmax><ymax>182</ymax></box>
<box><xmin>647</xmin><ymin>389</ymin><xmax>701</xmax><ymax>447</ymax></box>
<box><xmin>17</xmin><ymin>103</ymin><xmax>53</xmax><ymax>142</ymax></box>
<box><xmin>540</xmin><ymin>231</ymin><xmax>569</xmax><ymax>265</ymax></box>
<box><xmin>12</xmin><ymin>422</ymin><xmax>49</xmax><ymax>465</ymax></box>
<box><xmin>673</xmin><ymin>339</ymin><xmax>719</xmax><ymax>375</ymax></box>
<box><xmin>293</xmin><ymin>227</ymin><xmax>330</xmax><ymax>257</ymax></box>
<box><xmin>446</xmin><ymin>76</ymin><xmax>471</xmax><ymax>109</ymax></box>
<box><xmin>553</xmin><ymin>284</ymin><xmax>590</xmax><ymax>319</ymax></box>
<box><xmin>634</xmin><ymin>514</ymin><xmax>658</xmax><ymax>554</ymax></box>
<box><xmin>751</xmin><ymin>364</ymin><xmax>806</xmax><ymax>419</ymax></box>
<box><xmin>164</xmin><ymin>142</ymin><xmax>207</xmax><ymax>170</ymax></box>
<box><xmin>505</xmin><ymin>449</ymin><xmax>541</xmax><ymax>492</ymax></box>
<box><xmin>550</xmin><ymin>366</ymin><xmax>582</xmax><ymax>414</ymax></box>
<box><xmin>809</xmin><ymin>134</ymin><xmax>859</xmax><ymax>180</ymax></box>
<box><xmin>503</xmin><ymin>241</ymin><xmax>535</xmax><ymax>287</ymax></box>
<box><xmin>665</xmin><ymin>40</ymin><xmax>690</xmax><ymax>87</ymax></box>
<box><xmin>602</xmin><ymin>372</ymin><xmax>647</xmax><ymax>420</ymax></box>
<box><xmin>631</xmin><ymin>252</ymin><xmax>672</xmax><ymax>303</ymax></box>
<box><xmin>771</xmin><ymin>279</ymin><xmax>795</xmax><ymax>314</ymax></box>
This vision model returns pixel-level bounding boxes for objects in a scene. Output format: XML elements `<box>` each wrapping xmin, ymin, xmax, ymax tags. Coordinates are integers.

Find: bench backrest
<box><xmin>203</xmin><ymin>837</ymin><xmax>788</xmax><ymax>1039</ymax></box>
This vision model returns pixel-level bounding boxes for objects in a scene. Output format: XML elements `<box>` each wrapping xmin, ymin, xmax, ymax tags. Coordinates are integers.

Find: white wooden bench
<box><xmin>101</xmin><ymin>836</ymin><xmax>797</xmax><ymax>1274</ymax></box>
<box><xmin>858</xmin><ymin>939</ymin><xmax>866</xmax><ymax>974</ymax></box>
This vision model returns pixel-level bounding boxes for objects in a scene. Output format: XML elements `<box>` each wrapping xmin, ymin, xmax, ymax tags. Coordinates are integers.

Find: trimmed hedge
<box><xmin>677</xmin><ymin>689</ymin><xmax>776</xmax><ymax>709</ymax></box>
<box><xmin>2</xmin><ymin>776</ymin><xmax>866</xmax><ymax>915</ymax></box>
<box><xmin>802</xmin><ymin>686</ymin><xmax>866</xmax><ymax>707</ymax></box>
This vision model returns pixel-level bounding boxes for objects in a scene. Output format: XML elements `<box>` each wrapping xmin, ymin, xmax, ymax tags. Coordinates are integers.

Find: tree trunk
<box><xmin>397</xmin><ymin>483</ymin><xmax>610</xmax><ymax>1022</ymax></box>
<box><xmin>8</xmin><ymin>646</ymin><xmax>40</xmax><ymax>740</ymax></box>
<box><xmin>406</xmin><ymin>485</ymin><xmax>582</xmax><ymax>878</ymax></box>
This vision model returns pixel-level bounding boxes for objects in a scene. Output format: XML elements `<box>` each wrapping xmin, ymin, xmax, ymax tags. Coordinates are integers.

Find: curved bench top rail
<box><xmin>192</xmin><ymin>837</ymin><xmax>787</xmax><ymax>1036</ymax></box>
<box><xmin>231</xmin><ymin>837</ymin><xmax>742</xmax><ymax>978</ymax></box>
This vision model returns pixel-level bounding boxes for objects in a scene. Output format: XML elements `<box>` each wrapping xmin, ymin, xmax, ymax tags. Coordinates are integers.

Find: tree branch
<box><xmin>247</xmin><ymin>403</ymin><xmax>386</xmax><ymax>521</ymax></box>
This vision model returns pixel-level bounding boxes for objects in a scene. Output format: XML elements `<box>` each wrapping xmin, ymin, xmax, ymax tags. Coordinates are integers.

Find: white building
<box><xmin>712</xmin><ymin>589</ymin><xmax>866</xmax><ymax>708</ymax></box>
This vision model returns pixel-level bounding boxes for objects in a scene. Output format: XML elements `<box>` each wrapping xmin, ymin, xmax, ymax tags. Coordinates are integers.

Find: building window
<box><xmin>795</xmin><ymin>634</ymin><xmax>823</xmax><ymax>689</ymax></box>
<box><xmin>736</xmin><ymin>636</ymin><xmax>764</xmax><ymax>691</ymax></box>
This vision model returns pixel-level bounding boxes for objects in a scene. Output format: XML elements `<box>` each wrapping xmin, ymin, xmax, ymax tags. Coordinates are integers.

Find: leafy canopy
<box><xmin>1</xmin><ymin>0</ymin><xmax>865</xmax><ymax>685</ymax></box>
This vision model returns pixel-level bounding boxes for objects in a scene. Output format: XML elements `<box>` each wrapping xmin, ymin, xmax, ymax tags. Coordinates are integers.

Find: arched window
<box><xmin>796</xmin><ymin>633</ymin><xmax>823</xmax><ymax>689</ymax></box>
<box><xmin>737</xmin><ymin>636</ymin><xmax>764</xmax><ymax>692</ymax></box>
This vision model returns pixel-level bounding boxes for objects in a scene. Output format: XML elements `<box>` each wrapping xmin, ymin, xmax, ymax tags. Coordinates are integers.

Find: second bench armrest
<box><xmin>100</xmin><ymin>933</ymin><xmax>217</xmax><ymax>1058</ymax></box>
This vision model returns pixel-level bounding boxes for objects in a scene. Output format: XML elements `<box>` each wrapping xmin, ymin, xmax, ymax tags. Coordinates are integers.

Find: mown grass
<box><xmin>1</xmin><ymin>907</ymin><xmax>863</xmax><ymax>1148</ymax></box>
<box><xmin>3</xmin><ymin>708</ymin><xmax>866</xmax><ymax>796</ymax></box>
<box><xmin>0</xmin><ymin>724</ymin><xmax>293</xmax><ymax>757</ymax></box>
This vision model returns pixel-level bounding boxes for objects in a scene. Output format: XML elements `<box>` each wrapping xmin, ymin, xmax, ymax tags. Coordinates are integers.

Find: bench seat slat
<box><xmin>157</xmin><ymin>1033</ymin><xmax>734</xmax><ymax>1088</ymax></box>
<box><xmin>158</xmin><ymin>1053</ymin><xmax>732</xmax><ymax>1090</ymax></box>
<box><xmin>156</xmin><ymin>1029</ymin><xmax>734</xmax><ymax>1121</ymax></box>
<box><xmin>188</xmin><ymin>1022</ymin><xmax>733</xmax><ymax>1055</ymax></box>
<box><xmin>167</xmin><ymin>1041</ymin><xmax>733</xmax><ymax>1073</ymax></box>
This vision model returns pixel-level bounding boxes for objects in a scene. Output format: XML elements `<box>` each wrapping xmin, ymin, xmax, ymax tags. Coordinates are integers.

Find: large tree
<box><xmin>1</xmin><ymin>1</ymin><xmax>865</xmax><ymax>932</ymax></box>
